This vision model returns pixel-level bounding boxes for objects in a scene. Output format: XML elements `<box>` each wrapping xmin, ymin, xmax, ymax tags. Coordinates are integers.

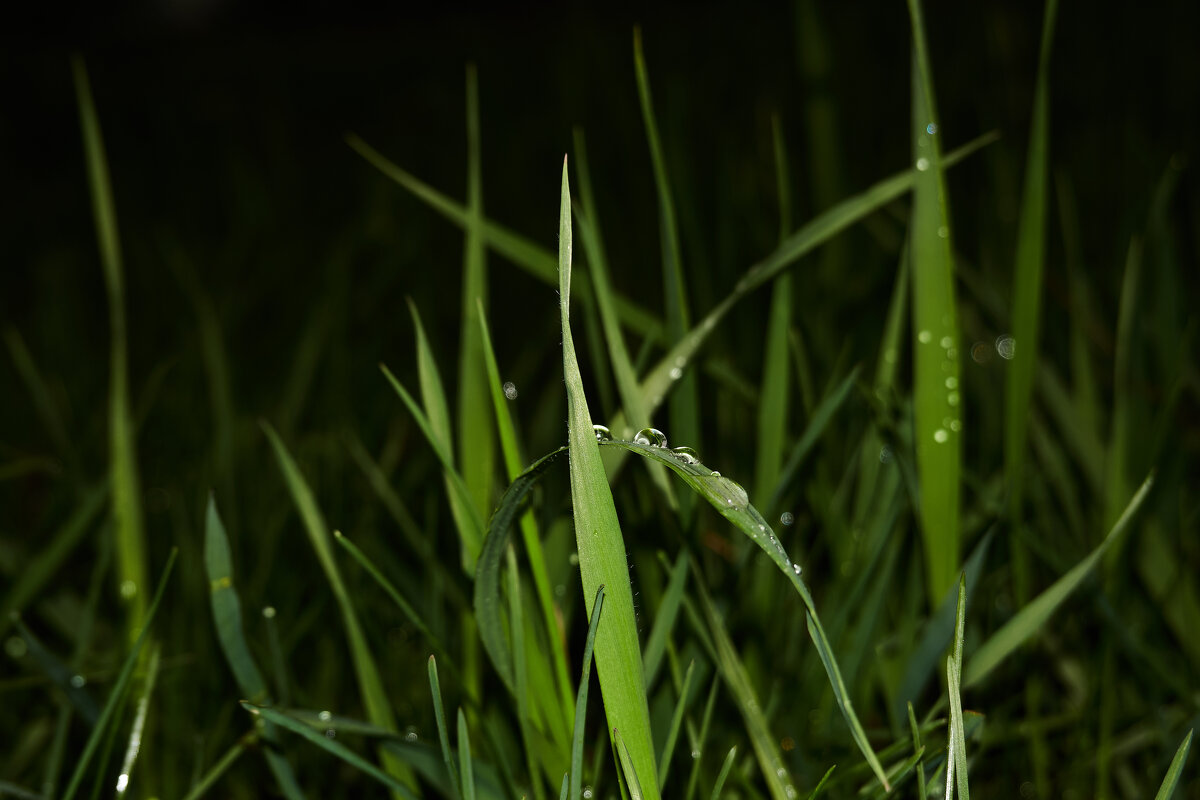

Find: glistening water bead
<box><xmin>502</xmin><ymin>381</ymin><xmax>518</xmax><ymax>400</ymax></box>
<box><xmin>670</xmin><ymin>446</ymin><xmax>700</xmax><ymax>465</ymax></box>
<box><xmin>592</xmin><ymin>424</ymin><xmax>612</xmax><ymax>442</ymax></box>
<box><xmin>634</xmin><ymin>427</ymin><xmax>667</xmax><ymax>447</ymax></box>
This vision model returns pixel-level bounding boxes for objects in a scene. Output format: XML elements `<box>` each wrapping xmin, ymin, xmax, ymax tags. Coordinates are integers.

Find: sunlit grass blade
<box><xmin>963</xmin><ymin>473</ymin><xmax>1154</xmax><ymax>687</ymax></box>
<box><xmin>906</xmin><ymin>0</ymin><xmax>963</xmax><ymax>607</ymax></box>
<box><xmin>656</xmin><ymin>659</ymin><xmax>695</xmax><ymax>791</ymax></box>
<box><xmin>115</xmin><ymin>639</ymin><xmax>160</xmax><ymax>796</ymax></box>
<box><xmin>262</xmin><ymin>421</ymin><xmax>413</xmax><ymax>792</ymax></box>
<box><xmin>61</xmin><ymin>549</ymin><xmax>176</xmax><ymax>800</ymax></box>
<box><xmin>458</xmin><ymin>63</ymin><xmax>495</xmax><ymax>530</ymax></box>
<box><xmin>345</xmin><ymin>133</ymin><xmax>662</xmax><ymax>341</ymax></box>
<box><xmin>478</xmin><ymin>298</ymin><xmax>574</xmax><ymax>728</ymax></box>
<box><xmin>558</xmin><ymin>157</ymin><xmax>661</xmax><ymax>800</ymax></box>
<box><xmin>244</xmin><ymin>704</ymin><xmax>420</xmax><ymax>799</ymax></box>
<box><xmin>708</xmin><ymin>746</ymin><xmax>736</xmax><ymax>800</ymax></box>
<box><xmin>754</xmin><ymin>112</ymin><xmax>794</xmax><ymax>502</ymax></box>
<box><xmin>641</xmin><ymin>551</ymin><xmax>688</xmax><ymax>690</ymax></box>
<box><xmin>0</xmin><ymin>482</ymin><xmax>106</xmax><ymax>638</ymax></box>
<box><xmin>945</xmin><ymin>575</ymin><xmax>970</xmax><ymax>800</ymax></box>
<box><xmin>429</xmin><ymin>656</ymin><xmax>462</xmax><ymax>800</ymax></box>
<box><xmin>73</xmin><ymin>55</ymin><xmax>148</xmax><ymax>637</ymax></box>
<box><xmin>1004</xmin><ymin>0</ymin><xmax>1060</xmax><ymax>591</ymax></box>
<box><xmin>1153</xmin><ymin>730</ymin><xmax>1193</xmax><ymax>800</ymax></box>
<box><xmin>805</xmin><ymin>764</ymin><xmax>836</xmax><ymax>800</ymax></box>
<box><xmin>634</xmin><ymin>28</ymin><xmax>700</xmax><ymax>497</ymax></box>
<box><xmin>571</xmin><ymin>585</ymin><xmax>606</xmax><ymax>800</ymax></box>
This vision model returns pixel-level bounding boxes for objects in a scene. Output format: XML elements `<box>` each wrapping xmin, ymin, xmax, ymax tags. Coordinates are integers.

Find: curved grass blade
<box><xmin>805</xmin><ymin>765</ymin><xmax>836</xmax><ymax>800</ymax></box>
<box><xmin>963</xmin><ymin>473</ymin><xmax>1154</xmax><ymax>687</ymax></box>
<box><xmin>61</xmin><ymin>549</ymin><xmax>176</xmax><ymax>800</ymax></box>
<box><xmin>906</xmin><ymin>0</ymin><xmax>963</xmax><ymax>607</ymax></box>
<box><xmin>244</xmin><ymin>704</ymin><xmax>420</xmax><ymax>800</ymax></box>
<box><xmin>558</xmin><ymin>157</ymin><xmax>661</xmax><ymax>800</ymax></box>
<box><xmin>429</xmin><ymin>656</ymin><xmax>463</xmax><ymax>800</ymax></box>
<box><xmin>945</xmin><ymin>575</ymin><xmax>970</xmax><ymax>800</ymax></box>
<box><xmin>571</xmin><ymin>585</ymin><xmax>606</xmax><ymax>800</ymax></box>
<box><xmin>709</xmin><ymin>747</ymin><xmax>736</xmax><ymax>800</ymax></box>
<box><xmin>1153</xmin><ymin>730</ymin><xmax>1193</xmax><ymax>800</ymax></box>
<box><xmin>345</xmin><ymin>133</ymin><xmax>661</xmax><ymax>341</ymax></box>
<box><xmin>613</xmin><ymin>728</ymin><xmax>645</xmax><ymax>800</ymax></box>
<box><xmin>262</xmin><ymin>422</ymin><xmax>413</xmax><ymax>791</ymax></box>
<box><xmin>73</xmin><ymin>56</ymin><xmax>148</xmax><ymax>637</ymax></box>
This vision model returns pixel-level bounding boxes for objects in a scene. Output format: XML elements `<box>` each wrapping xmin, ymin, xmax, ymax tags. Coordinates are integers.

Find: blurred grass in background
<box><xmin>1</xmin><ymin>1</ymin><xmax>1198</xmax><ymax>797</ymax></box>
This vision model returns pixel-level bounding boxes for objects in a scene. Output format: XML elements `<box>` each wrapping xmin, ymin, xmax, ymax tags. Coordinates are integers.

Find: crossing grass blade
<box><xmin>945</xmin><ymin>575</ymin><xmax>970</xmax><ymax>800</ymax></box>
<box><xmin>73</xmin><ymin>55</ymin><xmax>148</xmax><ymax>637</ymax></box>
<box><xmin>204</xmin><ymin>495</ymin><xmax>305</xmax><ymax>800</ymax></box>
<box><xmin>906</xmin><ymin>0</ymin><xmax>964</xmax><ymax>607</ymax></box>
<box><xmin>613</xmin><ymin>728</ymin><xmax>646</xmax><ymax>800</ymax></box>
<box><xmin>641</xmin><ymin>551</ymin><xmax>688</xmax><ymax>690</ymax></box>
<box><xmin>262</xmin><ymin>421</ymin><xmax>414</xmax><ymax>792</ymax></box>
<box><xmin>345</xmin><ymin>133</ymin><xmax>662</xmax><ymax>341</ymax></box>
<box><xmin>571</xmin><ymin>585</ymin><xmax>606</xmax><ymax>800</ymax></box>
<box><xmin>908</xmin><ymin>702</ymin><xmax>928</xmax><ymax>798</ymax></box>
<box><xmin>458</xmin><ymin>63</ymin><xmax>495</xmax><ymax>530</ymax></box>
<box><xmin>963</xmin><ymin>473</ymin><xmax>1154</xmax><ymax>687</ymax></box>
<box><xmin>656</xmin><ymin>659</ymin><xmax>695</xmax><ymax>791</ymax></box>
<box><xmin>1153</xmin><ymin>730</ymin><xmax>1193</xmax><ymax>800</ymax></box>
<box><xmin>61</xmin><ymin>549</ymin><xmax>176</xmax><ymax>800</ymax></box>
<box><xmin>558</xmin><ymin>157</ymin><xmax>661</xmax><ymax>800</ymax></box>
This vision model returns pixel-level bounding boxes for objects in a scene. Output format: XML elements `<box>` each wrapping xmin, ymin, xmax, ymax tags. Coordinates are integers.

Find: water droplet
<box><xmin>926</xmin><ymin>122</ymin><xmax>938</xmax><ymax>135</ymax></box>
<box><xmin>71</xmin><ymin>674</ymin><xmax>86</xmax><ymax>688</ymax></box>
<box><xmin>583</xmin><ymin>787</ymin><xmax>594</xmax><ymax>800</ymax></box>
<box><xmin>933</xmin><ymin>429</ymin><xmax>949</xmax><ymax>443</ymax></box>
<box><xmin>785</xmin><ymin>785</ymin><xmax>798</xmax><ymax>799</ymax></box>
<box><xmin>780</xmin><ymin>511</ymin><xmax>795</xmax><ymax>526</ymax></box>
<box><xmin>792</xmin><ymin>563</ymin><xmax>802</xmax><ymax>576</ymax></box>
<box><xmin>918</xmin><ymin>329</ymin><xmax>933</xmax><ymax>344</ymax></box>
<box><xmin>120</xmin><ymin>580</ymin><xmax>137</xmax><ymax>599</ymax></box>
<box><xmin>879</xmin><ymin>446</ymin><xmax>893</xmax><ymax>464</ymax></box>
<box><xmin>690</xmin><ymin>748</ymin><xmax>701</xmax><ymax>759</ymax></box>
<box><xmin>502</xmin><ymin>381</ymin><xmax>518</xmax><ymax>400</ymax></box>
<box><xmin>568</xmin><ymin>552</ymin><xmax>580</xmax><ymax>565</ymax></box>
<box><xmin>971</xmin><ymin>341</ymin><xmax>993</xmax><ymax>363</ymax></box>
<box><xmin>776</xmin><ymin>768</ymin><xmax>787</xmax><ymax>779</ymax></box>
<box><xmin>947</xmin><ymin>391</ymin><xmax>960</xmax><ymax>406</ymax></box>
<box><xmin>634</xmin><ymin>427</ymin><xmax>667</xmax><ymax>447</ymax></box>
<box><xmin>404</xmin><ymin>727</ymin><xmax>419</xmax><ymax>743</ymax></box>
<box><xmin>319</xmin><ymin>710</ymin><xmax>332</xmax><ymax>722</ymax></box>
<box><xmin>940</xmin><ymin>335</ymin><xmax>954</xmax><ymax>349</ymax></box>
<box><xmin>116</xmin><ymin>774</ymin><xmax>129</xmax><ymax>793</ymax></box>
<box><xmin>592</xmin><ymin>424</ymin><xmax>612</xmax><ymax>442</ymax></box>
<box><xmin>325</xmin><ymin>729</ymin><xmax>337</xmax><ymax>739</ymax></box>
<box><xmin>945</xmin><ymin>376</ymin><xmax>958</xmax><ymax>390</ymax></box>
<box><xmin>950</xmin><ymin>419</ymin><xmax>962</xmax><ymax>432</ymax></box>
<box><xmin>262</xmin><ymin>606</ymin><xmax>276</xmax><ymax>619</ymax></box>
<box><xmin>916</xmin><ymin>157</ymin><xmax>930</xmax><ymax>171</ymax></box>
<box><xmin>996</xmin><ymin>335</ymin><xmax>1016</xmax><ymax>360</ymax></box>
<box><xmin>937</xmin><ymin>225</ymin><xmax>949</xmax><ymax>239</ymax></box>
<box><xmin>947</xmin><ymin>347</ymin><xmax>957</xmax><ymax>359</ymax></box>
<box><xmin>883</xmin><ymin>347</ymin><xmax>897</xmax><ymax>364</ymax></box>
<box><xmin>710</xmin><ymin>470</ymin><xmax>721</xmax><ymax>477</ymax></box>
<box><xmin>670</xmin><ymin>446</ymin><xmax>700</xmax><ymax>464</ymax></box>
<box><xmin>669</xmin><ymin>366</ymin><xmax>683</xmax><ymax>380</ymax></box>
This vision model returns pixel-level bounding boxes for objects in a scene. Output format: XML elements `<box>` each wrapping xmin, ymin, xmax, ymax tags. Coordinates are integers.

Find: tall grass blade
<box><xmin>613</xmin><ymin>728</ymin><xmax>646</xmax><ymax>800</ymax></box>
<box><xmin>1153</xmin><ymin>730</ymin><xmax>1193</xmax><ymax>800</ymax></box>
<box><xmin>1104</xmin><ymin>238</ymin><xmax>1142</xmax><ymax>535</ymax></box>
<box><xmin>115</xmin><ymin>640</ymin><xmax>161</xmax><ymax>797</ymax></box>
<box><xmin>458</xmin><ymin>708</ymin><xmax>477</xmax><ymax>800</ymax></box>
<box><xmin>73</xmin><ymin>56</ymin><xmax>148</xmax><ymax>637</ymax></box>
<box><xmin>656</xmin><ymin>659</ymin><xmax>695</xmax><ymax>791</ymax></box>
<box><xmin>204</xmin><ymin>495</ymin><xmax>305</xmax><ymax>800</ymax></box>
<box><xmin>262</xmin><ymin>422</ymin><xmax>414</xmax><ymax>792</ymax></box>
<box><xmin>641</xmin><ymin>551</ymin><xmax>688</xmax><ymax>690</ymax></box>
<box><xmin>945</xmin><ymin>575</ymin><xmax>970</xmax><ymax>800</ymax></box>
<box><xmin>429</xmin><ymin>655</ymin><xmax>464</xmax><ymax>800</ymax></box>
<box><xmin>963</xmin><ymin>473</ymin><xmax>1154</xmax><ymax>687</ymax></box>
<box><xmin>558</xmin><ymin>157</ymin><xmax>661</xmax><ymax>800</ymax></box>
<box><xmin>61</xmin><ymin>549</ymin><xmax>176</xmax><ymax>800</ymax></box>
<box><xmin>571</xmin><ymin>585</ymin><xmax>606</xmax><ymax>800</ymax></box>
<box><xmin>905</xmin><ymin>0</ymin><xmax>964</xmax><ymax>606</ymax></box>
<box><xmin>708</xmin><ymin>746</ymin><xmax>736</xmax><ymax>800</ymax></box>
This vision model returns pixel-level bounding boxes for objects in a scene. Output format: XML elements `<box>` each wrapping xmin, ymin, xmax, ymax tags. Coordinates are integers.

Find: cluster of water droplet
<box><xmin>916</xmin><ymin>328</ymin><xmax>963</xmax><ymax>444</ymax></box>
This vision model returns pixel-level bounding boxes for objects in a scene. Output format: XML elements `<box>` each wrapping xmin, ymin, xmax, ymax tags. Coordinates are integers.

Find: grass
<box><xmin>3</xmin><ymin>6</ymin><xmax>1198</xmax><ymax>800</ymax></box>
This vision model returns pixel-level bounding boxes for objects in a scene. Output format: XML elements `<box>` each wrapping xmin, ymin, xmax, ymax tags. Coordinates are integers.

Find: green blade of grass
<box><xmin>571</xmin><ymin>585</ymin><xmax>606</xmax><ymax>800</ymax></box>
<box><xmin>179</xmin><ymin>731</ymin><xmax>254</xmax><ymax>800</ymax></box>
<box><xmin>656</xmin><ymin>659</ymin><xmax>695</xmax><ymax>791</ymax></box>
<box><xmin>3</xmin><ymin>327</ymin><xmax>74</xmax><ymax>466</ymax></box>
<box><xmin>558</xmin><ymin>157</ymin><xmax>661</xmax><ymax>800</ymax></box>
<box><xmin>73</xmin><ymin>55</ymin><xmax>148</xmax><ymax>637</ymax></box>
<box><xmin>708</xmin><ymin>746</ymin><xmax>736</xmax><ymax>800</ymax></box>
<box><xmin>905</xmin><ymin>0</ymin><xmax>964</xmax><ymax>607</ymax></box>
<box><xmin>963</xmin><ymin>473</ymin><xmax>1154</xmax><ymax>687</ymax></box>
<box><xmin>458</xmin><ymin>708</ymin><xmax>477</xmax><ymax>800</ymax></box>
<box><xmin>1104</xmin><ymin>237</ymin><xmax>1142</xmax><ymax>536</ymax></box>
<box><xmin>11</xmin><ymin>615</ymin><xmax>101</xmax><ymax>725</ymax></box>
<box><xmin>613</xmin><ymin>728</ymin><xmax>646</xmax><ymax>800</ymax></box>
<box><xmin>262</xmin><ymin>422</ymin><xmax>414</xmax><ymax>792</ymax></box>
<box><xmin>115</xmin><ymin>640</ymin><xmax>161</xmax><ymax>796</ymax></box>
<box><xmin>345</xmin><ymin>133</ymin><xmax>662</xmax><ymax>342</ymax></box>
<box><xmin>683</xmin><ymin>677</ymin><xmax>720</xmax><ymax>800</ymax></box>
<box><xmin>805</xmin><ymin>764</ymin><xmax>836</xmax><ymax>800</ymax></box>
<box><xmin>61</xmin><ymin>549</ymin><xmax>176</xmax><ymax>800</ymax></box>
<box><xmin>945</xmin><ymin>575</ymin><xmax>970</xmax><ymax>800</ymax></box>
<box><xmin>641</xmin><ymin>551</ymin><xmax>688</xmax><ymax>690</ymax></box>
<box><xmin>458</xmin><ymin>63</ymin><xmax>495</xmax><ymax>529</ymax></box>
<box><xmin>634</xmin><ymin>28</ymin><xmax>701</xmax><ymax>504</ymax></box>
<box><xmin>1153</xmin><ymin>730</ymin><xmax>1194</xmax><ymax>800</ymax></box>
<box><xmin>204</xmin><ymin>495</ymin><xmax>305</xmax><ymax>800</ymax></box>
<box><xmin>908</xmin><ymin>702</ymin><xmax>927</xmax><ymax>799</ymax></box>
<box><xmin>429</xmin><ymin>658</ymin><xmax>463</xmax><ymax>800</ymax></box>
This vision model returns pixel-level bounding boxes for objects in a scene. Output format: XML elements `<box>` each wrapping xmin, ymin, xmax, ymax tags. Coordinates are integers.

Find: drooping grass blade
<box><xmin>558</xmin><ymin>157</ymin><xmax>661</xmax><ymax>800</ymax></box>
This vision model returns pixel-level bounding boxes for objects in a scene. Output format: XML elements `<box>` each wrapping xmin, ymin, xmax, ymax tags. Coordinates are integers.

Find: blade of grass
<box><xmin>429</xmin><ymin>657</ymin><xmax>462</xmax><ymax>800</ymax></box>
<box><xmin>613</xmin><ymin>728</ymin><xmax>646</xmax><ymax>800</ymax></box>
<box><xmin>262</xmin><ymin>421</ymin><xmax>414</xmax><ymax>792</ymax></box>
<box><xmin>61</xmin><ymin>549</ymin><xmax>176</xmax><ymax>800</ymax></box>
<box><xmin>115</xmin><ymin>639</ymin><xmax>160</xmax><ymax>797</ymax></box>
<box><xmin>908</xmin><ymin>702</ymin><xmax>927</xmax><ymax>798</ymax></box>
<box><xmin>963</xmin><ymin>473</ymin><xmax>1154</xmax><ymax>687</ymax></box>
<box><xmin>656</xmin><ymin>659</ymin><xmax>695</xmax><ymax>791</ymax></box>
<box><xmin>458</xmin><ymin>708</ymin><xmax>477</xmax><ymax>800</ymax></box>
<box><xmin>558</xmin><ymin>157</ymin><xmax>661</xmax><ymax>800</ymax></box>
<box><xmin>708</xmin><ymin>746</ymin><xmax>737</xmax><ymax>800</ymax></box>
<box><xmin>641</xmin><ymin>551</ymin><xmax>688</xmax><ymax>690</ymax></box>
<box><xmin>806</xmin><ymin>764</ymin><xmax>836</xmax><ymax>800</ymax></box>
<box><xmin>1104</xmin><ymin>238</ymin><xmax>1142</xmax><ymax>537</ymax></box>
<box><xmin>905</xmin><ymin>0</ymin><xmax>963</xmax><ymax>607</ymax></box>
<box><xmin>1153</xmin><ymin>730</ymin><xmax>1193</xmax><ymax>800</ymax></box>
<box><xmin>3</xmin><ymin>327</ymin><xmax>74</xmax><ymax>466</ymax></box>
<box><xmin>683</xmin><ymin>678</ymin><xmax>720</xmax><ymax>800</ymax></box>
<box><xmin>73</xmin><ymin>55</ymin><xmax>148</xmax><ymax>637</ymax></box>
<box><xmin>571</xmin><ymin>585</ymin><xmax>606</xmax><ymax>800</ymax></box>
<box><xmin>179</xmin><ymin>730</ymin><xmax>254</xmax><ymax>800</ymax></box>
<box><xmin>204</xmin><ymin>495</ymin><xmax>305</xmax><ymax>800</ymax></box>
<box><xmin>945</xmin><ymin>575</ymin><xmax>969</xmax><ymax>800</ymax></box>
<box><xmin>11</xmin><ymin>615</ymin><xmax>101</xmax><ymax>725</ymax></box>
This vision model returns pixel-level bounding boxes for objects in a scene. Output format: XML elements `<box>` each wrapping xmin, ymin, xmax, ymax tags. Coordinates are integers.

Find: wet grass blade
<box><xmin>73</xmin><ymin>55</ymin><xmax>148</xmax><ymax>637</ymax></box>
<box><xmin>906</xmin><ymin>0</ymin><xmax>963</xmax><ymax>607</ymax></box>
<box><xmin>345</xmin><ymin>133</ymin><xmax>662</xmax><ymax>341</ymax></box>
<box><xmin>61</xmin><ymin>549</ymin><xmax>176</xmax><ymax>800</ymax></box>
<box><xmin>945</xmin><ymin>575</ymin><xmax>970</xmax><ymax>800</ymax></box>
<box><xmin>558</xmin><ymin>157</ymin><xmax>661</xmax><ymax>800</ymax></box>
<box><xmin>458</xmin><ymin>63</ymin><xmax>495</xmax><ymax>530</ymax></box>
<box><xmin>245</xmin><ymin>704</ymin><xmax>420</xmax><ymax>800</ymax></box>
<box><xmin>204</xmin><ymin>495</ymin><xmax>305</xmax><ymax>799</ymax></box>
<box><xmin>571</xmin><ymin>585</ymin><xmax>606</xmax><ymax>800</ymax></box>
<box><xmin>963</xmin><ymin>473</ymin><xmax>1154</xmax><ymax>687</ymax></box>
<box><xmin>708</xmin><ymin>746</ymin><xmax>737</xmax><ymax>800</ymax></box>
<box><xmin>1153</xmin><ymin>730</ymin><xmax>1193</xmax><ymax>800</ymax></box>
<box><xmin>262</xmin><ymin>421</ymin><xmax>413</xmax><ymax>791</ymax></box>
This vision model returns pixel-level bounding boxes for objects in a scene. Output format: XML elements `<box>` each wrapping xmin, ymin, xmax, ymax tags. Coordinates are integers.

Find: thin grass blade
<box><xmin>708</xmin><ymin>746</ymin><xmax>736</xmax><ymax>800</ymax></box>
<box><xmin>429</xmin><ymin>656</ymin><xmax>463</xmax><ymax>800</ymax></box>
<box><xmin>945</xmin><ymin>575</ymin><xmax>969</xmax><ymax>800</ymax></box>
<box><xmin>571</xmin><ymin>585</ymin><xmax>606</xmax><ymax>800</ymax></box>
<box><xmin>458</xmin><ymin>708</ymin><xmax>477</xmax><ymax>800</ymax></box>
<box><xmin>1153</xmin><ymin>730</ymin><xmax>1193</xmax><ymax>800</ymax></box>
<box><xmin>641</xmin><ymin>551</ymin><xmax>688</xmax><ymax>690</ymax></box>
<box><xmin>656</xmin><ymin>659</ymin><xmax>695</xmax><ymax>791</ymax></box>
